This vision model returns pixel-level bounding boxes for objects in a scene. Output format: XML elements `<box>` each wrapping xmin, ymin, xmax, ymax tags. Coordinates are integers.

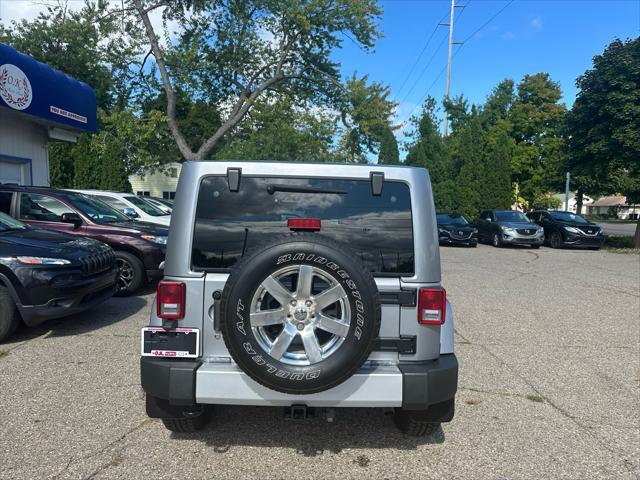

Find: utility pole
<box><xmin>564</xmin><ymin>172</ymin><xmax>571</xmax><ymax>211</ymax></box>
<box><xmin>442</xmin><ymin>0</ymin><xmax>464</xmax><ymax>136</ymax></box>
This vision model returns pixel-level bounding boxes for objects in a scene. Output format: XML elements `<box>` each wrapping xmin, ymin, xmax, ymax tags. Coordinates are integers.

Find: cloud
<box><xmin>501</xmin><ymin>31</ymin><xmax>515</xmax><ymax>40</ymax></box>
<box><xmin>0</xmin><ymin>1</ymin><xmax>175</xmax><ymax>45</ymax></box>
<box><xmin>530</xmin><ymin>16</ymin><xmax>543</xmax><ymax>30</ymax></box>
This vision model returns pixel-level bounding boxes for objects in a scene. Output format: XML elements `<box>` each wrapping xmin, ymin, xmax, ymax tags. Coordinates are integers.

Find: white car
<box><xmin>70</xmin><ymin>190</ymin><xmax>171</xmax><ymax>227</ymax></box>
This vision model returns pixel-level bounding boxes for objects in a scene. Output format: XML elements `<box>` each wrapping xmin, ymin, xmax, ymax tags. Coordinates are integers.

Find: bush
<box><xmin>605</xmin><ymin>236</ymin><xmax>636</xmax><ymax>249</ymax></box>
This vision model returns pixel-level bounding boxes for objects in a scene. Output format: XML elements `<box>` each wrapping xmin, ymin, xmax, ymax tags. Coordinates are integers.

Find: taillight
<box><xmin>287</xmin><ymin>218</ymin><xmax>321</xmax><ymax>231</ymax></box>
<box><xmin>418</xmin><ymin>287</ymin><xmax>446</xmax><ymax>325</ymax></box>
<box><xmin>157</xmin><ymin>281</ymin><xmax>185</xmax><ymax>319</ymax></box>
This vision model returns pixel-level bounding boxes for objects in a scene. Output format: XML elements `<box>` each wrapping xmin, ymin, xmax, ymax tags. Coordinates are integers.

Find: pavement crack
<box><xmin>52</xmin><ymin>417</ymin><xmax>156</xmax><ymax>478</ymax></box>
<box><xmin>469</xmin><ymin>338</ymin><xmax>637</xmax><ymax>474</ymax></box>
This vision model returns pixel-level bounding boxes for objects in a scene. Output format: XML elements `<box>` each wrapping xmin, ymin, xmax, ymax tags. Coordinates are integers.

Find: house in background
<box><xmin>587</xmin><ymin>195</ymin><xmax>640</xmax><ymax>220</ymax></box>
<box><xmin>129</xmin><ymin>162</ymin><xmax>182</xmax><ymax>200</ymax></box>
<box><xmin>0</xmin><ymin>43</ymin><xmax>96</xmax><ymax>185</ymax></box>
<box><xmin>551</xmin><ymin>193</ymin><xmax>593</xmax><ymax>215</ymax></box>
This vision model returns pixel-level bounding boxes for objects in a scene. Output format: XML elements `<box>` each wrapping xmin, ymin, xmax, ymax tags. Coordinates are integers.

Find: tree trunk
<box><xmin>634</xmin><ymin>216</ymin><xmax>640</xmax><ymax>249</ymax></box>
<box><xmin>575</xmin><ymin>190</ymin><xmax>583</xmax><ymax>215</ymax></box>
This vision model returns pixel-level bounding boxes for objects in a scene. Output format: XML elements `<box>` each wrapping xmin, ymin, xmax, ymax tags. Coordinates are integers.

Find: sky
<box><xmin>1</xmin><ymin>0</ymin><xmax>639</xmax><ymax>137</ymax></box>
<box><xmin>333</xmin><ymin>0</ymin><xmax>640</xmax><ymax>130</ymax></box>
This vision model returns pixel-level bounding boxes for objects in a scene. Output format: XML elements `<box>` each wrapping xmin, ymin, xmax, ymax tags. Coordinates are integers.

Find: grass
<box><xmin>0</xmin><ymin>350</ymin><xmax>7</xmax><ymax>359</ymax></box>
<box><xmin>526</xmin><ymin>394</ymin><xmax>544</xmax><ymax>403</ymax></box>
<box><xmin>604</xmin><ymin>236</ymin><xmax>640</xmax><ymax>254</ymax></box>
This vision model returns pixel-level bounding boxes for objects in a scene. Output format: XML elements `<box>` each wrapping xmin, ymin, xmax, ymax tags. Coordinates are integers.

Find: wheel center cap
<box><xmin>293</xmin><ymin>307</ymin><xmax>308</xmax><ymax>321</ymax></box>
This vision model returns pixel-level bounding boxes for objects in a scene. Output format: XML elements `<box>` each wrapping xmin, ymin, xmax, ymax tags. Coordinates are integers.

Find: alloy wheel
<box><xmin>116</xmin><ymin>258</ymin><xmax>135</xmax><ymax>291</ymax></box>
<box><xmin>249</xmin><ymin>265</ymin><xmax>351</xmax><ymax>366</ymax></box>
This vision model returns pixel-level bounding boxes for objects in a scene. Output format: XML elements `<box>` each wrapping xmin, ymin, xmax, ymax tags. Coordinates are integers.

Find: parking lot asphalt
<box><xmin>0</xmin><ymin>245</ymin><xmax>638</xmax><ymax>480</ymax></box>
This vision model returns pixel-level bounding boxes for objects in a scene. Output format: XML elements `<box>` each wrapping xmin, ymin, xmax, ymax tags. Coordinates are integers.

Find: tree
<box><xmin>377</xmin><ymin>126</ymin><xmax>399</xmax><ymax>164</ymax></box>
<box><xmin>405</xmin><ymin>98</ymin><xmax>455</xmax><ymax>212</ymax></box>
<box><xmin>566</xmin><ymin>37</ymin><xmax>640</xmax><ymax>246</ymax></box>
<box><xmin>510</xmin><ymin>73</ymin><xmax>567</xmax><ymax>206</ymax></box>
<box><xmin>450</xmin><ymin>116</ymin><xmax>485</xmax><ymax>219</ymax></box>
<box><xmin>72</xmin><ymin>109</ymin><xmax>169</xmax><ymax>190</ymax></box>
<box><xmin>129</xmin><ymin>0</ymin><xmax>382</xmax><ymax>161</ymax></box>
<box><xmin>216</xmin><ymin>97</ymin><xmax>340</xmax><ymax>162</ymax></box>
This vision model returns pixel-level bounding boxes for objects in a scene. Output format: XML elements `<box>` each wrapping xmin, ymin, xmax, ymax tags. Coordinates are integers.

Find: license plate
<box><xmin>141</xmin><ymin>327</ymin><xmax>199</xmax><ymax>358</ymax></box>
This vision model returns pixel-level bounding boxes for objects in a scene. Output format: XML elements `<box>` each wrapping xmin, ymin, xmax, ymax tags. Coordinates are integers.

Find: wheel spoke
<box><xmin>250</xmin><ymin>308</ymin><xmax>286</xmax><ymax>327</ymax></box>
<box><xmin>301</xmin><ymin>328</ymin><xmax>323</xmax><ymax>363</ymax></box>
<box><xmin>314</xmin><ymin>284</ymin><xmax>345</xmax><ymax>311</ymax></box>
<box><xmin>316</xmin><ymin>314</ymin><xmax>350</xmax><ymax>338</ymax></box>
<box><xmin>269</xmin><ymin>324</ymin><xmax>297</xmax><ymax>360</ymax></box>
<box><xmin>261</xmin><ymin>275</ymin><xmax>293</xmax><ymax>306</ymax></box>
<box><xmin>296</xmin><ymin>265</ymin><xmax>314</xmax><ymax>299</ymax></box>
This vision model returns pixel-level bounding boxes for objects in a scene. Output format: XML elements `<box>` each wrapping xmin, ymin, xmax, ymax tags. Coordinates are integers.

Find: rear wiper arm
<box><xmin>267</xmin><ymin>184</ymin><xmax>347</xmax><ymax>195</ymax></box>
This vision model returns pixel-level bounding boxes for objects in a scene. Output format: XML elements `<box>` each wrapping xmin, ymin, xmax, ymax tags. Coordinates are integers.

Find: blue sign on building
<box><xmin>0</xmin><ymin>43</ymin><xmax>96</xmax><ymax>132</ymax></box>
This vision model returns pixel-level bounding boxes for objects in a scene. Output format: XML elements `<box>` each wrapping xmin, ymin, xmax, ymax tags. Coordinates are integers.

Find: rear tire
<box><xmin>161</xmin><ymin>412</ymin><xmax>211</xmax><ymax>433</ymax></box>
<box><xmin>0</xmin><ymin>286</ymin><xmax>20</xmax><ymax>342</ymax></box>
<box><xmin>114</xmin><ymin>251</ymin><xmax>145</xmax><ymax>296</ymax></box>
<box><xmin>394</xmin><ymin>410</ymin><xmax>439</xmax><ymax>437</ymax></box>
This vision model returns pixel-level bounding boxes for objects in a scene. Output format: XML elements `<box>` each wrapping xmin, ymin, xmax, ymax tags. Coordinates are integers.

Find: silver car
<box><xmin>140</xmin><ymin>162</ymin><xmax>458</xmax><ymax>436</ymax></box>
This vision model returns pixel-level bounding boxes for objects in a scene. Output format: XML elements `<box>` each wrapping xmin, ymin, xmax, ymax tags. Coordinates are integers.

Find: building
<box><xmin>129</xmin><ymin>162</ymin><xmax>182</xmax><ymax>200</ymax></box>
<box><xmin>0</xmin><ymin>43</ymin><xmax>96</xmax><ymax>185</ymax></box>
<box><xmin>587</xmin><ymin>195</ymin><xmax>640</xmax><ymax>220</ymax></box>
<box><xmin>551</xmin><ymin>193</ymin><xmax>593</xmax><ymax>215</ymax></box>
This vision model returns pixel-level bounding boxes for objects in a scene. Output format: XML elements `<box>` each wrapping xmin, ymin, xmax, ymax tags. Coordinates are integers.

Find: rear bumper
<box><xmin>141</xmin><ymin>354</ymin><xmax>458</xmax><ymax>410</ymax></box>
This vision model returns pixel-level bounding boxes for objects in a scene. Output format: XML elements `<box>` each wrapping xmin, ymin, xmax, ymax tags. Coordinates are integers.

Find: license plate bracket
<box><xmin>141</xmin><ymin>327</ymin><xmax>199</xmax><ymax>358</ymax></box>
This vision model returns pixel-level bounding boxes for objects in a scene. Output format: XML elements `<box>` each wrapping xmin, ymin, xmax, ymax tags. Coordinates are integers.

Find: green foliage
<box><xmin>216</xmin><ymin>97</ymin><xmax>340</xmax><ymax>162</ymax></box>
<box><xmin>377</xmin><ymin>126</ymin><xmax>399</xmax><ymax>165</ymax></box>
<box><xmin>510</xmin><ymin>73</ymin><xmax>567</xmax><ymax>203</ymax></box>
<box><xmin>338</xmin><ymin>75</ymin><xmax>397</xmax><ymax>162</ymax></box>
<box><xmin>72</xmin><ymin>109</ymin><xmax>169</xmax><ymax>190</ymax></box>
<box><xmin>566</xmin><ymin>37</ymin><xmax>640</xmax><ymax>246</ymax></box>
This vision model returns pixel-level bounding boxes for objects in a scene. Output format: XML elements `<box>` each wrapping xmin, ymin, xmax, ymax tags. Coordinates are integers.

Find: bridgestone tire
<box><xmin>0</xmin><ymin>286</ymin><xmax>20</xmax><ymax>342</ymax></box>
<box><xmin>220</xmin><ymin>233</ymin><xmax>381</xmax><ymax>395</ymax></box>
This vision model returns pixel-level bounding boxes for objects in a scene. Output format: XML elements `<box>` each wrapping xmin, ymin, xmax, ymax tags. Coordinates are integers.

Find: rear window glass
<box><xmin>192</xmin><ymin>176</ymin><xmax>414</xmax><ymax>275</ymax></box>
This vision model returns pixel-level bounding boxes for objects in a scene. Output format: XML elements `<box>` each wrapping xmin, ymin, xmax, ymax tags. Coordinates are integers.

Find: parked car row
<box><xmin>437</xmin><ymin>209</ymin><xmax>606</xmax><ymax>250</ymax></box>
<box><xmin>0</xmin><ymin>184</ymin><xmax>170</xmax><ymax>342</ymax></box>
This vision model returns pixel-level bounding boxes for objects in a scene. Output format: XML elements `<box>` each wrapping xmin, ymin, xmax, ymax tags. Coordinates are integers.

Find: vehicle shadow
<box><xmin>9</xmin><ymin>294</ymin><xmax>149</xmax><ymax>341</ymax></box>
<box><xmin>170</xmin><ymin>405</ymin><xmax>445</xmax><ymax>455</ymax></box>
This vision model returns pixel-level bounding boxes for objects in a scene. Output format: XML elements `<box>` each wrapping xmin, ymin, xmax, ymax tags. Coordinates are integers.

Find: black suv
<box><xmin>0</xmin><ymin>212</ymin><xmax>117</xmax><ymax>342</ymax></box>
<box><xmin>0</xmin><ymin>186</ymin><xmax>168</xmax><ymax>294</ymax></box>
<box><xmin>477</xmin><ymin>209</ymin><xmax>544</xmax><ymax>248</ymax></box>
<box><xmin>437</xmin><ymin>213</ymin><xmax>478</xmax><ymax>247</ymax></box>
<box><xmin>528</xmin><ymin>210</ymin><xmax>605</xmax><ymax>249</ymax></box>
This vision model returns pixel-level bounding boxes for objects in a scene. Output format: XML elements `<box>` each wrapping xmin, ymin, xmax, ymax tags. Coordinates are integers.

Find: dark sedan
<box><xmin>0</xmin><ymin>212</ymin><xmax>117</xmax><ymax>342</ymax></box>
<box><xmin>528</xmin><ymin>210</ymin><xmax>606</xmax><ymax>249</ymax></box>
<box><xmin>437</xmin><ymin>213</ymin><xmax>478</xmax><ymax>247</ymax></box>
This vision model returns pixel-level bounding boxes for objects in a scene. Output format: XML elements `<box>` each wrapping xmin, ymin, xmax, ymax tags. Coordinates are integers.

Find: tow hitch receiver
<box><xmin>285</xmin><ymin>404</ymin><xmax>312</xmax><ymax>420</ymax></box>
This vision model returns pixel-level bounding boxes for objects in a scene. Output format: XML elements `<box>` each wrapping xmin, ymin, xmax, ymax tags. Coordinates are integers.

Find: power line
<box><xmin>394</xmin><ymin>9</ymin><xmax>450</xmax><ymax>100</ymax></box>
<box><xmin>398</xmin><ymin>32</ymin><xmax>449</xmax><ymax>105</ymax></box>
<box><xmin>401</xmin><ymin>0</ymin><xmax>516</xmax><ymax>127</ymax></box>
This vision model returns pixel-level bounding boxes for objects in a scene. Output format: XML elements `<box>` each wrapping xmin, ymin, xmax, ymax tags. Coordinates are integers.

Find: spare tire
<box><xmin>219</xmin><ymin>233</ymin><xmax>380</xmax><ymax>395</ymax></box>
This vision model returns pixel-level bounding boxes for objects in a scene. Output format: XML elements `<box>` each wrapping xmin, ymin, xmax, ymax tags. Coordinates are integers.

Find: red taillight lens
<box><xmin>418</xmin><ymin>287</ymin><xmax>446</xmax><ymax>325</ymax></box>
<box><xmin>287</xmin><ymin>218</ymin><xmax>321</xmax><ymax>231</ymax></box>
<box><xmin>156</xmin><ymin>281</ymin><xmax>185</xmax><ymax>319</ymax></box>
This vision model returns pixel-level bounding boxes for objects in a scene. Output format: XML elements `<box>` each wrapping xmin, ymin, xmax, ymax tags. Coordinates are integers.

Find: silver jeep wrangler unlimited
<box><xmin>141</xmin><ymin>161</ymin><xmax>458</xmax><ymax>436</ymax></box>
